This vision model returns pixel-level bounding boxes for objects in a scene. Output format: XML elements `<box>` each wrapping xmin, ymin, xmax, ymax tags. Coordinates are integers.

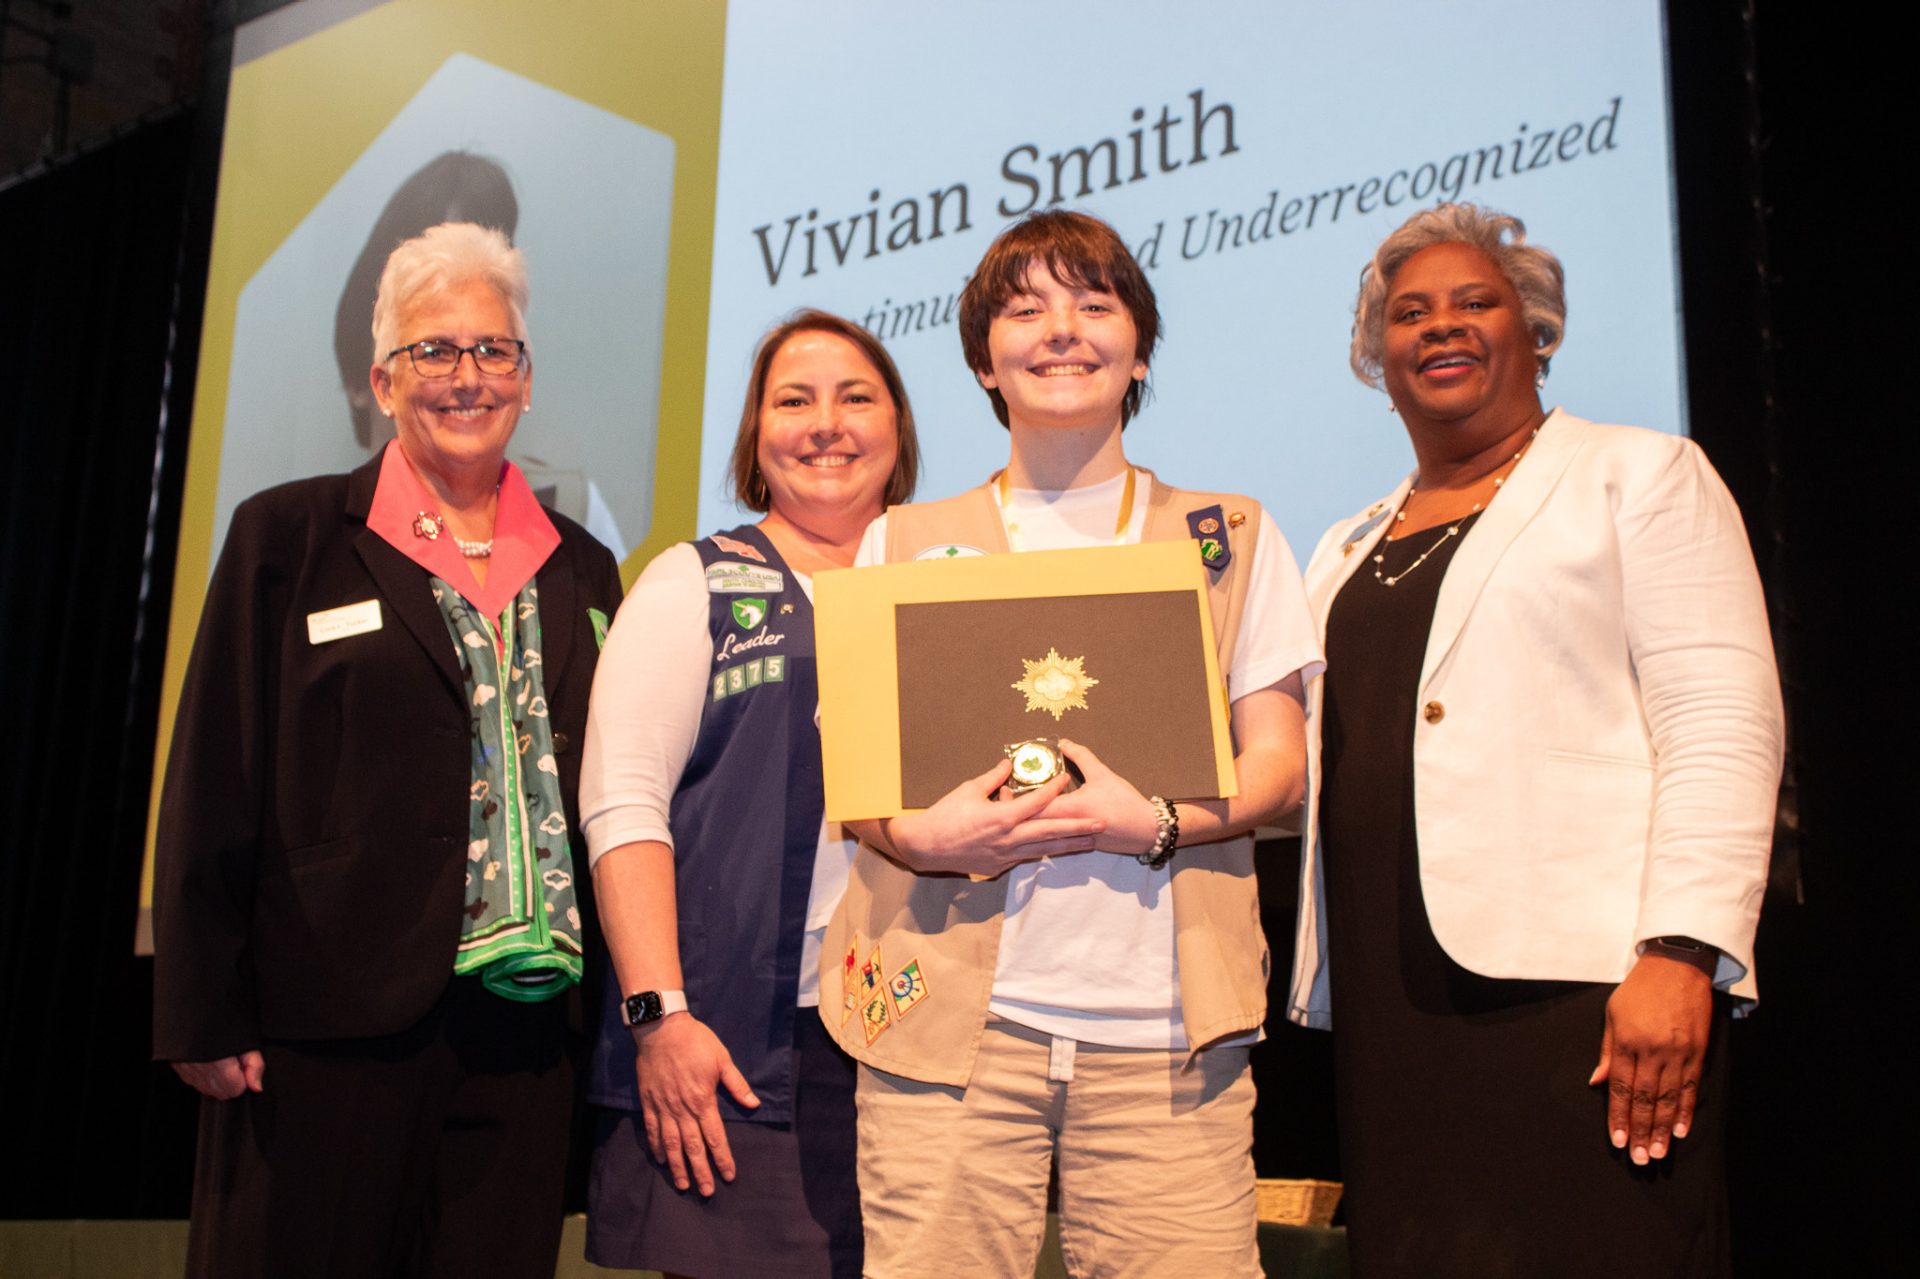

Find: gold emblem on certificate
<box><xmin>1012</xmin><ymin>647</ymin><xmax>1099</xmax><ymax>721</ymax></box>
<box><xmin>1004</xmin><ymin>738</ymin><xmax>1066</xmax><ymax>793</ymax></box>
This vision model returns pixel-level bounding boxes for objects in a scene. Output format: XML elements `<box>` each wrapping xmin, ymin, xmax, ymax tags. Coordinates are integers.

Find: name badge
<box><xmin>308</xmin><ymin>599</ymin><xmax>382</xmax><ymax>645</ymax></box>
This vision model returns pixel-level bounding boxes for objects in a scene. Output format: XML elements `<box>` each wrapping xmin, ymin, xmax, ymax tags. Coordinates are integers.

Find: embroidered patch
<box><xmin>862</xmin><ymin>988</ymin><xmax>894</xmax><ymax>1044</ymax></box>
<box><xmin>914</xmin><ymin>543</ymin><xmax>988</xmax><ymax>561</ymax></box>
<box><xmin>1186</xmin><ymin>505</ymin><xmax>1231</xmax><ymax>571</ymax></box>
<box><xmin>709</xmin><ymin>654</ymin><xmax>787</xmax><ymax>703</ymax></box>
<box><xmin>706</xmin><ymin>562</ymin><xmax>785</xmax><ymax>594</ymax></box>
<box><xmin>888</xmin><ymin>958</ymin><xmax>929</xmax><ymax>1020</ymax></box>
<box><xmin>858</xmin><ymin>945</ymin><xmax>892</xmax><ymax>1042</ymax></box>
<box><xmin>840</xmin><ymin>937</ymin><xmax>861</xmax><ymax>1028</ymax></box>
<box><xmin>709</xmin><ymin>534</ymin><xmax>766</xmax><ymax>563</ymax></box>
<box><xmin>731</xmin><ymin>597</ymin><xmax>768</xmax><ymax>630</ymax></box>
<box><xmin>587</xmin><ymin>607</ymin><xmax>610</xmax><ymax>651</ymax></box>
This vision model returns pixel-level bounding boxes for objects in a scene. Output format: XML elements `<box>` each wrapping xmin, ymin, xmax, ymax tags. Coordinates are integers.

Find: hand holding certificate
<box><xmin>814</xmin><ymin>539</ymin><xmax>1237</xmax><ymax>823</ymax></box>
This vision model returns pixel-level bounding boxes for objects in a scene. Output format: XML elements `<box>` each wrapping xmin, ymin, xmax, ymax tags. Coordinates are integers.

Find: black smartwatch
<box><xmin>622</xmin><ymin>989</ymin><xmax>688</xmax><ymax>1027</ymax></box>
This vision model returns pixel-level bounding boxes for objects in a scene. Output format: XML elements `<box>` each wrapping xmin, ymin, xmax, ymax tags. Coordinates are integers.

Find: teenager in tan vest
<box><xmin>820</xmin><ymin>210</ymin><xmax>1323</xmax><ymax>1278</ymax></box>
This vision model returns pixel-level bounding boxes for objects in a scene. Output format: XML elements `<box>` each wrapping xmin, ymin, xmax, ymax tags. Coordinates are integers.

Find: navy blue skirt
<box><xmin>586</xmin><ymin>1010</ymin><xmax>861</xmax><ymax>1278</ymax></box>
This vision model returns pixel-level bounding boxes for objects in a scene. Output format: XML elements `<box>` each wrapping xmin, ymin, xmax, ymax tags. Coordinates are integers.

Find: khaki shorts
<box><xmin>855</xmin><ymin>1021</ymin><xmax>1260</xmax><ymax>1279</ymax></box>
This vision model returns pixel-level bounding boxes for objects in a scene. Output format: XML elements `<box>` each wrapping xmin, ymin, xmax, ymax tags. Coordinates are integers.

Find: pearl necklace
<box><xmin>1373</xmin><ymin>429</ymin><xmax>1537</xmax><ymax>588</ymax></box>
<box><xmin>454</xmin><ymin>536</ymin><xmax>493</xmax><ymax>559</ymax></box>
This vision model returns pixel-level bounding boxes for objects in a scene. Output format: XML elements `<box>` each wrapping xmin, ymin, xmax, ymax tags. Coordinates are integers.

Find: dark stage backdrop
<box><xmin>0</xmin><ymin>3</ymin><xmax>1907</xmax><ymax>1270</ymax></box>
<box><xmin>0</xmin><ymin>110</ymin><xmax>209</xmax><ymax>1215</ymax></box>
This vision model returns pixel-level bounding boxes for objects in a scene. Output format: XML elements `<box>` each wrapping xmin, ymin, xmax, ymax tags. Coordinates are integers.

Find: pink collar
<box><xmin>365</xmin><ymin>441</ymin><xmax>559</xmax><ymax>619</ymax></box>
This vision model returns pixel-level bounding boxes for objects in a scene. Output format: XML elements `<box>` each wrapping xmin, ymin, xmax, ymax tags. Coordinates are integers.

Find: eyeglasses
<box><xmin>386</xmin><ymin>338</ymin><xmax>528</xmax><ymax>377</ymax></box>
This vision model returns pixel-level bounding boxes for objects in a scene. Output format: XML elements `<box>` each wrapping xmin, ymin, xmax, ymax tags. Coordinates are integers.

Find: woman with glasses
<box><xmin>153</xmin><ymin>221</ymin><xmax>624</xmax><ymax>1278</ymax></box>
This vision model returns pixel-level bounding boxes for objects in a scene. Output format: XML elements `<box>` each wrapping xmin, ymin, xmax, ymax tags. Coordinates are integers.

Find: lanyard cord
<box><xmin>994</xmin><ymin>466</ymin><xmax>1138</xmax><ymax>552</ymax></box>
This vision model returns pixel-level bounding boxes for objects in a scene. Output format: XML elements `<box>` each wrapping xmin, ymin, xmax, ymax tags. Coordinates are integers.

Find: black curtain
<box><xmin>0</xmin><ymin>111</ymin><xmax>208</xmax><ymax>1216</ymax></box>
<box><xmin>1670</xmin><ymin>5</ymin><xmax>1908</xmax><ymax>1273</ymax></box>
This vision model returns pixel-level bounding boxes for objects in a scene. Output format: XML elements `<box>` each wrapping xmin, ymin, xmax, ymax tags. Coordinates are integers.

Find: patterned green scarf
<box><xmin>434</xmin><ymin>576</ymin><xmax>583</xmax><ymax>1001</ymax></box>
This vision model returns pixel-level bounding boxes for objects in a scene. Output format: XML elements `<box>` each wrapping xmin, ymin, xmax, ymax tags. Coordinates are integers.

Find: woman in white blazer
<box><xmin>1290</xmin><ymin>204</ymin><xmax>1781</xmax><ymax>1278</ymax></box>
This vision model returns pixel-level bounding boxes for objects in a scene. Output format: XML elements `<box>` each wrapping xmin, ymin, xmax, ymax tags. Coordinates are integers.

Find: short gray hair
<box><xmin>1350</xmin><ymin>203</ymin><xmax>1565</xmax><ymax>387</ymax></box>
<box><xmin>370</xmin><ymin>221</ymin><xmax>528</xmax><ymax>362</ymax></box>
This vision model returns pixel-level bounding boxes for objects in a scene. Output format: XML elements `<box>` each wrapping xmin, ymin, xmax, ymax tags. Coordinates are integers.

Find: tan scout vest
<box><xmin>820</xmin><ymin>471</ymin><xmax>1266</xmax><ymax>1085</ymax></box>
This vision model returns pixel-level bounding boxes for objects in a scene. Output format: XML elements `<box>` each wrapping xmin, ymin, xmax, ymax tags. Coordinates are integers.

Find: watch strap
<box><xmin>622</xmin><ymin>989</ymin><xmax>689</xmax><ymax>1027</ymax></box>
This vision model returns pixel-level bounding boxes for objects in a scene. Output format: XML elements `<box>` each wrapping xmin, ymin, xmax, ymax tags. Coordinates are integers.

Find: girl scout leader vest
<box><xmin>589</xmin><ymin>526</ymin><xmax>823</xmax><ymax>1123</ymax></box>
<box><xmin>821</xmin><ymin>473</ymin><xmax>1266</xmax><ymax>1085</ymax></box>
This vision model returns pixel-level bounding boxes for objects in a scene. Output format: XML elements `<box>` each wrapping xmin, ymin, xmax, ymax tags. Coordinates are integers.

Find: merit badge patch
<box><xmin>1186</xmin><ymin>504</ymin><xmax>1232</xmax><ymax>572</ymax></box>
<box><xmin>731</xmin><ymin>597</ymin><xmax>768</xmax><ymax>630</ymax></box>
<box><xmin>709</xmin><ymin>533</ymin><xmax>766</xmax><ymax>563</ymax></box>
<box><xmin>888</xmin><ymin>958</ymin><xmax>929</xmax><ymax>1020</ymax></box>
<box><xmin>706</xmin><ymin>562</ymin><xmax>785</xmax><ymax>594</ymax></box>
<box><xmin>839</xmin><ymin>937</ymin><xmax>862</xmax><ymax>1028</ymax></box>
<box><xmin>858</xmin><ymin>945</ymin><xmax>893</xmax><ymax>1042</ymax></box>
<box><xmin>861</xmin><ymin>988</ymin><xmax>893</xmax><ymax>1044</ymax></box>
<box><xmin>914</xmin><ymin>543</ymin><xmax>988</xmax><ymax>561</ymax></box>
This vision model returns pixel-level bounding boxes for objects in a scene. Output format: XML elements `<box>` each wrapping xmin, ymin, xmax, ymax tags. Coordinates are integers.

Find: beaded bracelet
<box><xmin>1138</xmin><ymin>796</ymin><xmax>1180</xmax><ymax>870</ymax></box>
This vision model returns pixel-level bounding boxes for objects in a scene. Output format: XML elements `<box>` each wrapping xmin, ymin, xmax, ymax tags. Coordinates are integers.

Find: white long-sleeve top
<box><xmin>578</xmin><ymin>543</ymin><xmax>853</xmax><ymax>1007</ymax></box>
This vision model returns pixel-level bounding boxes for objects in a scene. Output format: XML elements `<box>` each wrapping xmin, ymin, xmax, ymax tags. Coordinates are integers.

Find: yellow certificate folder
<box><xmin>815</xmin><ymin>541</ymin><xmax>1237</xmax><ymax>821</ymax></box>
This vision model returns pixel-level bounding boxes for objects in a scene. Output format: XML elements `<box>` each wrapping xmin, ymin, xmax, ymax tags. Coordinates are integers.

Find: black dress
<box><xmin>1320</xmin><ymin>513</ymin><xmax>1731</xmax><ymax>1279</ymax></box>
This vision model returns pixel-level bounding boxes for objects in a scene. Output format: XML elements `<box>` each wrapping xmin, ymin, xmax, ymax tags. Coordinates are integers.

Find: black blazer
<box><xmin>152</xmin><ymin>453</ymin><xmax>623</xmax><ymax>1062</ymax></box>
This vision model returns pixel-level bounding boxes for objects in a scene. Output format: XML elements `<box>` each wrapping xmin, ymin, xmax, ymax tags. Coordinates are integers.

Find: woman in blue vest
<box><xmin>578</xmin><ymin>310</ymin><xmax>920</xmax><ymax>1278</ymax></box>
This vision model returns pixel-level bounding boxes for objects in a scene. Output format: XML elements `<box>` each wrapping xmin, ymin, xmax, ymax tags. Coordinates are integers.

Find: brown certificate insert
<box><xmin>816</xmin><ymin>541</ymin><xmax>1236</xmax><ymax>821</ymax></box>
<box><xmin>895</xmin><ymin>592</ymin><xmax>1219</xmax><ymax>806</ymax></box>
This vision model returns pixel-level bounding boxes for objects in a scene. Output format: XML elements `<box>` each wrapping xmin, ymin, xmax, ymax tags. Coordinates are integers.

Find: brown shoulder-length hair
<box><xmin>958</xmin><ymin>209</ymin><xmax>1160</xmax><ymax>429</ymax></box>
<box><xmin>727</xmin><ymin>309</ymin><xmax>921</xmax><ymax>513</ymax></box>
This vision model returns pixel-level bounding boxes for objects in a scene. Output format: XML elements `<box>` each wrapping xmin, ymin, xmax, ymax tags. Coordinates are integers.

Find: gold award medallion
<box><xmin>1004</xmin><ymin>738</ymin><xmax>1065</xmax><ymax>792</ymax></box>
<box><xmin>1012</xmin><ymin>647</ymin><xmax>1099</xmax><ymax>721</ymax></box>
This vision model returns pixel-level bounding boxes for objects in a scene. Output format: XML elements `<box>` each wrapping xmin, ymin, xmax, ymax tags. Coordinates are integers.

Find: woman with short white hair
<box><xmin>154</xmin><ymin>221</ymin><xmax>623</xmax><ymax>1277</ymax></box>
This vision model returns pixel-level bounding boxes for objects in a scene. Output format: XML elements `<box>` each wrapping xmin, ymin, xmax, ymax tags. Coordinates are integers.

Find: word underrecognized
<box><xmin>844</xmin><ymin>96</ymin><xmax>1628</xmax><ymax>344</ymax></box>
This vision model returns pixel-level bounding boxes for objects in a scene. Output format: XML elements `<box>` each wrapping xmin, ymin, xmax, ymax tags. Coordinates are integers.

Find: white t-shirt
<box><xmin>854</xmin><ymin>471</ymin><xmax>1324</xmax><ymax>1047</ymax></box>
<box><xmin>577</xmin><ymin>541</ymin><xmax>855</xmax><ymax>1009</ymax></box>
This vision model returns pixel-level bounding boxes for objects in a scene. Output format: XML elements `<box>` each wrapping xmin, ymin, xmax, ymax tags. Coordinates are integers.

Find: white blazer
<box><xmin>1287</xmin><ymin>411</ymin><xmax>1782</xmax><ymax>1029</ymax></box>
